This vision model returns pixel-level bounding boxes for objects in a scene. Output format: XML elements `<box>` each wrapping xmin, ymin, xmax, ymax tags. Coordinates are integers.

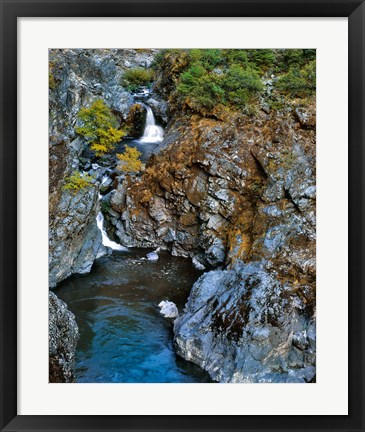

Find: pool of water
<box><xmin>115</xmin><ymin>138</ymin><xmax>160</xmax><ymax>162</ymax></box>
<box><xmin>55</xmin><ymin>249</ymin><xmax>212</xmax><ymax>383</ymax></box>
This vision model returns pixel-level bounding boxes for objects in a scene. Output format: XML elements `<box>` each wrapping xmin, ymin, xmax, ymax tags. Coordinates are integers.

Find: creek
<box><xmin>56</xmin><ymin>98</ymin><xmax>212</xmax><ymax>383</ymax></box>
<box><xmin>55</xmin><ymin>250</ymin><xmax>212</xmax><ymax>383</ymax></box>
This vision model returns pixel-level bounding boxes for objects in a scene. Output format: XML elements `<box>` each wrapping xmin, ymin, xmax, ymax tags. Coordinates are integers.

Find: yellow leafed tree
<box><xmin>116</xmin><ymin>146</ymin><xmax>142</xmax><ymax>173</ymax></box>
<box><xmin>75</xmin><ymin>99</ymin><xmax>126</xmax><ymax>156</ymax></box>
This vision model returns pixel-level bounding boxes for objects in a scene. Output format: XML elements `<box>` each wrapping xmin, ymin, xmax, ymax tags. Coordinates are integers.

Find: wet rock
<box><xmin>126</xmin><ymin>103</ymin><xmax>147</xmax><ymax>137</ymax></box>
<box><xmin>146</xmin><ymin>251</ymin><xmax>159</xmax><ymax>261</ymax></box>
<box><xmin>49</xmin><ymin>291</ymin><xmax>79</xmax><ymax>383</ymax></box>
<box><xmin>192</xmin><ymin>256</ymin><xmax>206</xmax><ymax>270</ymax></box>
<box><xmin>147</xmin><ymin>96</ymin><xmax>169</xmax><ymax>123</ymax></box>
<box><xmin>158</xmin><ymin>300</ymin><xmax>178</xmax><ymax>319</ymax></box>
<box><xmin>99</xmin><ymin>176</ymin><xmax>113</xmax><ymax>193</ymax></box>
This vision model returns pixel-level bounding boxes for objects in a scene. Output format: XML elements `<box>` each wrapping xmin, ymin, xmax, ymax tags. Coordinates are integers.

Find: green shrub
<box><xmin>178</xmin><ymin>63</ymin><xmax>225</xmax><ymax>109</ymax></box>
<box><xmin>276</xmin><ymin>60</ymin><xmax>316</xmax><ymax>98</ymax></box>
<box><xmin>279</xmin><ymin>49</ymin><xmax>316</xmax><ymax>72</ymax></box>
<box><xmin>177</xmin><ymin>59</ymin><xmax>263</xmax><ymax>111</ymax></box>
<box><xmin>247</xmin><ymin>49</ymin><xmax>276</xmax><ymax>72</ymax></box>
<box><xmin>154</xmin><ymin>49</ymin><xmax>316</xmax><ymax>113</ymax></box>
<box><xmin>122</xmin><ymin>68</ymin><xmax>154</xmax><ymax>91</ymax></box>
<box><xmin>116</xmin><ymin>145</ymin><xmax>142</xmax><ymax>173</ymax></box>
<box><xmin>100</xmin><ymin>199</ymin><xmax>111</xmax><ymax>213</ymax></box>
<box><xmin>63</xmin><ymin>171</ymin><xmax>94</xmax><ymax>192</ymax></box>
<box><xmin>224</xmin><ymin>64</ymin><xmax>263</xmax><ymax>106</ymax></box>
<box><xmin>75</xmin><ymin>99</ymin><xmax>126</xmax><ymax>156</ymax></box>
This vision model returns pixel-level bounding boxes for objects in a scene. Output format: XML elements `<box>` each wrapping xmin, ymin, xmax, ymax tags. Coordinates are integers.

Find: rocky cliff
<box><xmin>48</xmin><ymin>49</ymin><xmax>159</xmax><ymax>380</ymax></box>
<box><xmin>49</xmin><ymin>49</ymin><xmax>159</xmax><ymax>287</ymax></box>
<box><xmin>103</xmin><ymin>53</ymin><xmax>316</xmax><ymax>382</ymax></box>
<box><xmin>49</xmin><ymin>49</ymin><xmax>316</xmax><ymax>383</ymax></box>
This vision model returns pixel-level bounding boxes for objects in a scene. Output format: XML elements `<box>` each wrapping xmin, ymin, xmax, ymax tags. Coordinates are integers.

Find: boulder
<box><xmin>174</xmin><ymin>261</ymin><xmax>316</xmax><ymax>383</ymax></box>
<box><xmin>49</xmin><ymin>292</ymin><xmax>79</xmax><ymax>383</ymax></box>
<box><xmin>158</xmin><ymin>300</ymin><xmax>179</xmax><ymax>319</ymax></box>
<box><xmin>146</xmin><ymin>251</ymin><xmax>159</xmax><ymax>261</ymax></box>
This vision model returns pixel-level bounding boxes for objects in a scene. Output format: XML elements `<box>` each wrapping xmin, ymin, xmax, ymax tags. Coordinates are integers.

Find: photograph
<box><xmin>49</xmin><ymin>48</ymin><xmax>316</xmax><ymax>384</ymax></box>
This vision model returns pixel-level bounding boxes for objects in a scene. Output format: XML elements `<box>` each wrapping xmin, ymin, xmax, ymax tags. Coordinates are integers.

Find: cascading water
<box><xmin>96</xmin><ymin>194</ymin><xmax>127</xmax><ymax>251</ymax></box>
<box><xmin>96</xmin><ymin>212</ymin><xmax>127</xmax><ymax>251</ymax></box>
<box><xmin>139</xmin><ymin>106</ymin><xmax>164</xmax><ymax>143</ymax></box>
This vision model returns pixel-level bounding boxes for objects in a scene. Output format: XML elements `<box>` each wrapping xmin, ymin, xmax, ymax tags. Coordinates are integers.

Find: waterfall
<box><xmin>139</xmin><ymin>106</ymin><xmax>164</xmax><ymax>143</ymax></box>
<box><xmin>96</xmin><ymin>200</ymin><xmax>127</xmax><ymax>251</ymax></box>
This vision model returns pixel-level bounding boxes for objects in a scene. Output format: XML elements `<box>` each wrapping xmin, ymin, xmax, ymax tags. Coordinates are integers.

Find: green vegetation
<box><xmin>277</xmin><ymin>60</ymin><xmax>316</xmax><ymax>98</ymax></box>
<box><xmin>152</xmin><ymin>49</ymin><xmax>316</xmax><ymax>113</ymax></box>
<box><xmin>116</xmin><ymin>145</ymin><xmax>142</xmax><ymax>173</ymax></box>
<box><xmin>100</xmin><ymin>199</ymin><xmax>111</xmax><ymax>213</ymax></box>
<box><xmin>63</xmin><ymin>171</ymin><xmax>94</xmax><ymax>192</ymax></box>
<box><xmin>75</xmin><ymin>100</ymin><xmax>126</xmax><ymax>156</ymax></box>
<box><xmin>122</xmin><ymin>68</ymin><xmax>154</xmax><ymax>91</ymax></box>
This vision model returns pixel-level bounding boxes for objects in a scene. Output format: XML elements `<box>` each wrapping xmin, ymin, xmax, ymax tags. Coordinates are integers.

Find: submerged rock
<box><xmin>49</xmin><ymin>291</ymin><xmax>79</xmax><ymax>383</ymax></box>
<box><xmin>158</xmin><ymin>300</ymin><xmax>179</xmax><ymax>319</ymax></box>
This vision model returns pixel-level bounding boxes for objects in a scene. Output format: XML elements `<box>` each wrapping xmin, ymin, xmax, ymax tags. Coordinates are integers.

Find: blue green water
<box><xmin>55</xmin><ymin>250</ymin><xmax>212</xmax><ymax>383</ymax></box>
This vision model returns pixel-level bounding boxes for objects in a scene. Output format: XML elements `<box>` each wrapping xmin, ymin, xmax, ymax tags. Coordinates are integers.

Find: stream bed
<box><xmin>55</xmin><ymin>249</ymin><xmax>212</xmax><ymax>383</ymax></box>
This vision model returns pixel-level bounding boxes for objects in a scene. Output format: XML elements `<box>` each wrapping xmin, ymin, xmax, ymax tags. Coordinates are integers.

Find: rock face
<box><xmin>108</xmin><ymin>106</ymin><xmax>315</xmax><ymax>268</ymax></box>
<box><xmin>48</xmin><ymin>49</ymin><xmax>316</xmax><ymax>383</ymax></box>
<box><xmin>48</xmin><ymin>49</ymin><xmax>162</xmax><ymax>381</ymax></box>
<box><xmin>49</xmin><ymin>183</ymin><xmax>106</xmax><ymax>288</ymax></box>
<box><xmin>106</xmin><ymin>92</ymin><xmax>316</xmax><ymax>382</ymax></box>
<box><xmin>49</xmin><ymin>49</ymin><xmax>159</xmax><ymax>287</ymax></box>
<box><xmin>49</xmin><ymin>49</ymin><xmax>158</xmax><ymax>146</ymax></box>
<box><xmin>49</xmin><ymin>292</ymin><xmax>79</xmax><ymax>383</ymax></box>
<box><xmin>174</xmin><ymin>262</ymin><xmax>315</xmax><ymax>383</ymax></box>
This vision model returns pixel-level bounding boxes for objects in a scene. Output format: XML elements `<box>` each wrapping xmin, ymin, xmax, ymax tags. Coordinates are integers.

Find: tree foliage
<box><xmin>63</xmin><ymin>171</ymin><xmax>94</xmax><ymax>192</ymax></box>
<box><xmin>277</xmin><ymin>60</ymin><xmax>316</xmax><ymax>97</ymax></box>
<box><xmin>122</xmin><ymin>68</ymin><xmax>154</xmax><ymax>91</ymax></box>
<box><xmin>116</xmin><ymin>145</ymin><xmax>142</xmax><ymax>173</ymax></box>
<box><xmin>75</xmin><ymin>100</ymin><xmax>125</xmax><ymax>156</ymax></box>
<box><xmin>153</xmin><ymin>49</ymin><xmax>316</xmax><ymax>113</ymax></box>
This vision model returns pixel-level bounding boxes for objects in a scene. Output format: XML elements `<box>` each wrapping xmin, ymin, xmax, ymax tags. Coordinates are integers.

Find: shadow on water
<box><xmin>55</xmin><ymin>250</ymin><xmax>213</xmax><ymax>383</ymax></box>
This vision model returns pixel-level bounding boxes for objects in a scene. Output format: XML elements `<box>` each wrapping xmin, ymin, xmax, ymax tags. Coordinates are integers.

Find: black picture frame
<box><xmin>1</xmin><ymin>1</ymin><xmax>364</xmax><ymax>431</ymax></box>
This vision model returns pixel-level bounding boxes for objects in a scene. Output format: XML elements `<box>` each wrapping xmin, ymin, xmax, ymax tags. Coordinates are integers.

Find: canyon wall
<box><xmin>49</xmin><ymin>49</ymin><xmax>316</xmax><ymax>383</ymax></box>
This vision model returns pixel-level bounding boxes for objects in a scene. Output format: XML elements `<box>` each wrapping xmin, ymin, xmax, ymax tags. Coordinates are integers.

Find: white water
<box><xmin>139</xmin><ymin>106</ymin><xmax>164</xmax><ymax>143</ymax></box>
<box><xmin>96</xmin><ymin>211</ymin><xmax>127</xmax><ymax>251</ymax></box>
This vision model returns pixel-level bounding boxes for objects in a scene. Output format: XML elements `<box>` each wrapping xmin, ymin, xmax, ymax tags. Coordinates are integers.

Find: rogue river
<box><xmin>55</xmin><ymin>249</ymin><xmax>213</xmax><ymax>383</ymax></box>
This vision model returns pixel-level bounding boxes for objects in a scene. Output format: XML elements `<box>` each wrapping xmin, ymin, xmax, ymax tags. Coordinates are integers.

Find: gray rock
<box><xmin>192</xmin><ymin>256</ymin><xmax>206</xmax><ymax>270</ymax></box>
<box><xmin>148</xmin><ymin>196</ymin><xmax>171</xmax><ymax>223</ymax></box>
<box><xmin>206</xmin><ymin>238</ymin><xmax>226</xmax><ymax>266</ymax></box>
<box><xmin>174</xmin><ymin>261</ymin><xmax>316</xmax><ymax>383</ymax></box>
<box><xmin>147</xmin><ymin>96</ymin><xmax>169</xmax><ymax>123</ymax></box>
<box><xmin>146</xmin><ymin>251</ymin><xmax>159</xmax><ymax>261</ymax></box>
<box><xmin>49</xmin><ymin>184</ymin><xmax>106</xmax><ymax>287</ymax></box>
<box><xmin>49</xmin><ymin>291</ymin><xmax>79</xmax><ymax>382</ymax></box>
<box><xmin>158</xmin><ymin>300</ymin><xmax>179</xmax><ymax>319</ymax></box>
